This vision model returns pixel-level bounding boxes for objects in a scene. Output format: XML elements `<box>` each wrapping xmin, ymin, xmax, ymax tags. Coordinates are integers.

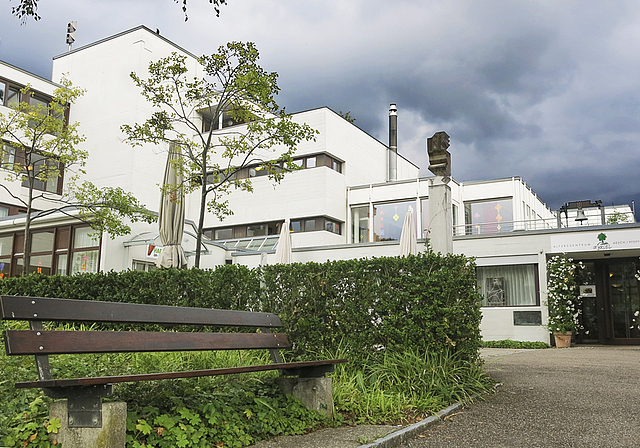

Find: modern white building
<box><xmin>1</xmin><ymin>26</ymin><xmax>638</xmax><ymax>345</ymax></box>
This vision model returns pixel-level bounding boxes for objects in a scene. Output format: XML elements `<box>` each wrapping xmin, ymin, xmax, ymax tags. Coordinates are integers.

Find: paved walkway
<box><xmin>399</xmin><ymin>346</ymin><xmax>640</xmax><ymax>448</ymax></box>
<box><xmin>251</xmin><ymin>347</ymin><xmax>640</xmax><ymax>447</ymax></box>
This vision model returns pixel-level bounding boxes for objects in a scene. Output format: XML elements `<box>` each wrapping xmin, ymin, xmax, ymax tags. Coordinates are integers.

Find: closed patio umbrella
<box><xmin>398</xmin><ymin>205</ymin><xmax>417</xmax><ymax>256</ymax></box>
<box><xmin>274</xmin><ymin>218</ymin><xmax>292</xmax><ymax>264</ymax></box>
<box><xmin>156</xmin><ymin>144</ymin><xmax>187</xmax><ymax>269</ymax></box>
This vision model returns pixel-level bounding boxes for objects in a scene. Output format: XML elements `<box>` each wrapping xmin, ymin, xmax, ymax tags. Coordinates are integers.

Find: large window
<box><xmin>464</xmin><ymin>198</ymin><xmax>513</xmax><ymax>235</ymax></box>
<box><xmin>373</xmin><ymin>201</ymin><xmax>415</xmax><ymax>242</ymax></box>
<box><xmin>477</xmin><ymin>264</ymin><xmax>538</xmax><ymax>307</ymax></box>
<box><xmin>351</xmin><ymin>205</ymin><xmax>370</xmax><ymax>243</ymax></box>
<box><xmin>70</xmin><ymin>227</ymin><xmax>100</xmax><ymax>275</ymax></box>
<box><xmin>205</xmin><ymin>216</ymin><xmax>342</xmax><ymax>242</ymax></box>
<box><xmin>0</xmin><ymin>225</ymin><xmax>100</xmax><ymax>278</ymax></box>
<box><xmin>20</xmin><ymin>153</ymin><xmax>63</xmax><ymax>194</ymax></box>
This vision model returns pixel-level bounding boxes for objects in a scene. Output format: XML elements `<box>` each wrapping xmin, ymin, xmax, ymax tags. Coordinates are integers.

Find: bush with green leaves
<box><xmin>546</xmin><ymin>255</ymin><xmax>584</xmax><ymax>334</ymax></box>
<box><xmin>0</xmin><ymin>252</ymin><xmax>485</xmax><ymax>445</ymax></box>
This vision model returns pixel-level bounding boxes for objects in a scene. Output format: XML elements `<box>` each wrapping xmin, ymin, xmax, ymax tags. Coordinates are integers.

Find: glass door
<box><xmin>607</xmin><ymin>261</ymin><xmax>640</xmax><ymax>340</ymax></box>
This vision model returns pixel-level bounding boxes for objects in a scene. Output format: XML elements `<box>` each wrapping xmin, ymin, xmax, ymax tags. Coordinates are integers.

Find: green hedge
<box><xmin>0</xmin><ymin>253</ymin><xmax>482</xmax><ymax>363</ymax></box>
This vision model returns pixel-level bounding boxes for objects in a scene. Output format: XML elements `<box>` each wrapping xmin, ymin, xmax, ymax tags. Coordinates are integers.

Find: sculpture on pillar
<box><xmin>427</xmin><ymin>131</ymin><xmax>451</xmax><ymax>177</ymax></box>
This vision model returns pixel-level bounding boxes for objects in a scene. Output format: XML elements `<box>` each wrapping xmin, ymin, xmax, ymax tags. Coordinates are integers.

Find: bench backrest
<box><xmin>1</xmin><ymin>295</ymin><xmax>290</xmax><ymax>357</ymax></box>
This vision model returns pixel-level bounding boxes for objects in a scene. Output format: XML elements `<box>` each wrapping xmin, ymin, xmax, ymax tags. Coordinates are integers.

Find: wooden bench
<box><xmin>1</xmin><ymin>295</ymin><xmax>347</xmax><ymax>428</ymax></box>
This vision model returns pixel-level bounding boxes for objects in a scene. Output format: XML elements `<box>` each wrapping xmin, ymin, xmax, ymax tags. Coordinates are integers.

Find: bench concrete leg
<box><xmin>49</xmin><ymin>400</ymin><xmax>127</xmax><ymax>448</ymax></box>
<box><xmin>277</xmin><ymin>377</ymin><xmax>334</xmax><ymax>418</ymax></box>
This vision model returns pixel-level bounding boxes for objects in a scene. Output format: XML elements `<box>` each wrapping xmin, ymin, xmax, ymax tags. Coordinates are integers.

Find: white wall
<box><xmin>52</xmin><ymin>26</ymin><xmax>202</xmax><ymax>213</ymax></box>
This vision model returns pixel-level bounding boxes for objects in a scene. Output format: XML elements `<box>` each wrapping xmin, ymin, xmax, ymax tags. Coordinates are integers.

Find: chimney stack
<box><xmin>389</xmin><ymin>103</ymin><xmax>397</xmax><ymax>181</ymax></box>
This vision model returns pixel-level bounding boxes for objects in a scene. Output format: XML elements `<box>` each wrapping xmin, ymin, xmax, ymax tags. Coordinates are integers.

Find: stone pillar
<box><xmin>277</xmin><ymin>377</ymin><xmax>334</xmax><ymax>418</ymax></box>
<box><xmin>428</xmin><ymin>176</ymin><xmax>453</xmax><ymax>254</ymax></box>
<box><xmin>49</xmin><ymin>400</ymin><xmax>127</xmax><ymax>448</ymax></box>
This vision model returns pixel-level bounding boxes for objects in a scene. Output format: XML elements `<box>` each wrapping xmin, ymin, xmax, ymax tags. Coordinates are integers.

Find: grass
<box><xmin>0</xmin><ymin>321</ymin><xmax>494</xmax><ymax>446</ymax></box>
<box><xmin>331</xmin><ymin>348</ymin><xmax>493</xmax><ymax>424</ymax></box>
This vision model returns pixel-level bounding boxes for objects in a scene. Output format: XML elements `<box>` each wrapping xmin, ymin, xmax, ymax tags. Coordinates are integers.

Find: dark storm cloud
<box><xmin>2</xmin><ymin>0</ymin><xmax>639</xmax><ymax>211</ymax></box>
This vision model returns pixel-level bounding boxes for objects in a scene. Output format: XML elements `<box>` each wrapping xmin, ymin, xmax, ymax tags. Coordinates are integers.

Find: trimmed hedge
<box><xmin>0</xmin><ymin>253</ymin><xmax>482</xmax><ymax>363</ymax></box>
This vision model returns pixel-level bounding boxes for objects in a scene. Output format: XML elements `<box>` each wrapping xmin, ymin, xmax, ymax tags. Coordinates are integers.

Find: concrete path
<box><xmin>399</xmin><ymin>346</ymin><xmax>640</xmax><ymax>448</ymax></box>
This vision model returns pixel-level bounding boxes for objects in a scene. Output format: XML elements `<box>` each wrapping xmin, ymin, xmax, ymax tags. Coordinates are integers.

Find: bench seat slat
<box><xmin>15</xmin><ymin>359</ymin><xmax>349</xmax><ymax>389</ymax></box>
<box><xmin>4</xmin><ymin>330</ymin><xmax>290</xmax><ymax>355</ymax></box>
<box><xmin>0</xmin><ymin>296</ymin><xmax>281</xmax><ymax>328</ymax></box>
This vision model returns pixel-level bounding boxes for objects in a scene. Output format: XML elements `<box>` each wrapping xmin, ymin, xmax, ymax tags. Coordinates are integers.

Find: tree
<box><xmin>0</xmin><ymin>79</ymin><xmax>156</xmax><ymax>276</ymax></box>
<box><xmin>11</xmin><ymin>0</ymin><xmax>227</xmax><ymax>22</ymax></box>
<box><xmin>121</xmin><ymin>42</ymin><xmax>318</xmax><ymax>267</ymax></box>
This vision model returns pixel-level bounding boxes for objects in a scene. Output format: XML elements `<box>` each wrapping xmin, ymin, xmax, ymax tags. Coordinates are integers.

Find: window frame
<box><xmin>476</xmin><ymin>263</ymin><xmax>540</xmax><ymax>308</ymax></box>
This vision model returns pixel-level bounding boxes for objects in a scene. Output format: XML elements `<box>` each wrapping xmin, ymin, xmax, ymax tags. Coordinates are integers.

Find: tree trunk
<box><xmin>21</xmin><ymin>178</ymin><xmax>34</xmax><ymax>276</ymax></box>
<box><xmin>194</xmin><ymin>159</ymin><xmax>208</xmax><ymax>268</ymax></box>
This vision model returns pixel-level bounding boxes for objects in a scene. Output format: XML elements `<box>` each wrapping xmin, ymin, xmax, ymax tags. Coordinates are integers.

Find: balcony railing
<box><xmin>454</xmin><ymin>210</ymin><xmax>636</xmax><ymax>237</ymax></box>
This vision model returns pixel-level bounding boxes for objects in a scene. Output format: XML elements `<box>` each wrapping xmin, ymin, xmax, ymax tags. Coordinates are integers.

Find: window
<box><xmin>0</xmin><ymin>235</ymin><xmax>12</xmax><ymax>279</ymax></box>
<box><xmin>0</xmin><ymin>225</ymin><xmax>93</xmax><ymax>278</ymax></box>
<box><xmin>1</xmin><ymin>142</ymin><xmax>16</xmax><ymax>168</ymax></box>
<box><xmin>214</xmin><ymin>228</ymin><xmax>233</xmax><ymax>240</ymax></box>
<box><xmin>70</xmin><ymin>227</ymin><xmax>100</xmax><ymax>275</ymax></box>
<box><xmin>6</xmin><ymin>85</ymin><xmax>21</xmax><ymax>107</ymax></box>
<box><xmin>207</xmin><ymin>217</ymin><xmax>340</xmax><ymax>241</ymax></box>
<box><xmin>464</xmin><ymin>198</ymin><xmax>513</xmax><ymax>235</ymax></box>
<box><xmin>325</xmin><ymin>220</ymin><xmax>340</xmax><ymax>234</ymax></box>
<box><xmin>351</xmin><ymin>205</ymin><xmax>370</xmax><ymax>243</ymax></box>
<box><xmin>291</xmin><ymin>154</ymin><xmax>343</xmax><ymax>173</ymax></box>
<box><xmin>200</xmin><ymin>107</ymin><xmax>255</xmax><ymax>133</ymax></box>
<box><xmin>0</xmin><ymin>81</ymin><xmax>4</xmax><ymax>104</ymax></box>
<box><xmin>132</xmin><ymin>260</ymin><xmax>157</xmax><ymax>272</ymax></box>
<box><xmin>305</xmin><ymin>157</ymin><xmax>316</xmax><ymax>168</ymax></box>
<box><xmin>373</xmin><ymin>201</ymin><xmax>415</xmax><ymax>242</ymax></box>
<box><xmin>477</xmin><ymin>264</ymin><xmax>538</xmax><ymax>307</ymax></box>
<box><xmin>21</xmin><ymin>153</ymin><xmax>63</xmax><ymax>194</ymax></box>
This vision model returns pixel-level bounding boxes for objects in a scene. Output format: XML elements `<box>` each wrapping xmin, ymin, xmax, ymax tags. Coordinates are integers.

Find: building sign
<box><xmin>146</xmin><ymin>244</ymin><xmax>162</xmax><ymax>259</ymax></box>
<box><xmin>550</xmin><ymin>229</ymin><xmax>640</xmax><ymax>253</ymax></box>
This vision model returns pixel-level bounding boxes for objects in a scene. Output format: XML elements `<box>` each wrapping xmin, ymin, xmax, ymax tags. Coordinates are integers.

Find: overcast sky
<box><xmin>2</xmin><ymin>0</ymin><xmax>639</xmax><ymax>213</ymax></box>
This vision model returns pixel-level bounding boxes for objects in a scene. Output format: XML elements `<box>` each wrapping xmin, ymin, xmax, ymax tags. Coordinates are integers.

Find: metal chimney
<box><xmin>389</xmin><ymin>103</ymin><xmax>397</xmax><ymax>181</ymax></box>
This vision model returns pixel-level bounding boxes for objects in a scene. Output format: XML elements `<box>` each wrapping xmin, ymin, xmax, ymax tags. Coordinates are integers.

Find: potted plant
<box><xmin>546</xmin><ymin>255</ymin><xmax>584</xmax><ymax>348</ymax></box>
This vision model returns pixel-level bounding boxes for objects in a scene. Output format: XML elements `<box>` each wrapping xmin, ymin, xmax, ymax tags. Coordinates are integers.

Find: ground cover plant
<box><xmin>480</xmin><ymin>340</ymin><xmax>550</xmax><ymax>349</ymax></box>
<box><xmin>0</xmin><ymin>253</ymin><xmax>490</xmax><ymax>446</ymax></box>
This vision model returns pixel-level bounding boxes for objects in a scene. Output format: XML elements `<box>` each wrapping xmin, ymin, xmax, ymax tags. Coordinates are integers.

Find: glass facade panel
<box><xmin>73</xmin><ymin>227</ymin><xmax>99</xmax><ymax>248</ymax></box>
<box><xmin>306</xmin><ymin>157</ymin><xmax>316</xmax><ymax>168</ymax></box>
<box><xmin>1</xmin><ymin>143</ymin><xmax>15</xmax><ymax>166</ymax></box>
<box><xmin>71</xmin><ymin>250</ymin><xmax>99</xmax><ymax>274</ymax></box>
<box><xmin>31</xmin><ymin>230</ymin><xmax>55</xmax><ymax>253</ymax></box>
<box><xmin>465</xmin><ymin>199</ymin><xmax>513</xmax><ymax>234</ymax></box>
<box><xmin>214</xmin><ymin>228</ymin><xmax>233</xmax><ymax>240</ymax></box>
<box><xmin>29</xmin><ymin>254</ymin><xmax>53</xmax><ymax>275</ymax></box>
<box><xmin>0</xmin><ymin>235</ymin><xmax>12</xmax><ymax>256</ymax></box>
<box><xmin>7</xmin><ymin>86</ymin><xmax>20</xmax><ymax>106</ymax></box>
<box><xmin>477</xmin><ymin>264</ymin><xmax>538</xmax><ymax>307</ymax></box>
<box><xmin>55</xmin><ymin>253</ymin><xmax>68</xmax><ymax>275</ymax></box>
<box><xmin>351</xmin><ymin>206</ymin><xmax>369</xmax><ymax>243</ymax></box>
<box><xmin>30</xmin><ymin>95</ymin><xmax>49</xmax><ymax>110</ymax></box>
<box><xmin>0</xmin><ymin>259</ymin><xmax>11</xmax><ymax>279</ymax></box>
<box><xmin>305</xmin><ymin>219</ymin><xmax>316</xmax><ymax>231</ymax></box>
<box><xmin>373</xmin><ymin>201</ymin><xmax>414</xmax><ymax>242</ymax></box>
<box><xmin>247</xmin><ymin>224</ymin><xmax>266</xmax><ymax>237</ymax></box>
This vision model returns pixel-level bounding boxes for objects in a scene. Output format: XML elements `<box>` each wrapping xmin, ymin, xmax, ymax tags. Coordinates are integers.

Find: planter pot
<box><xmin>553</xmin><ymin>332</ymin><xmax>572</xmax><ymax>348</ymax></box>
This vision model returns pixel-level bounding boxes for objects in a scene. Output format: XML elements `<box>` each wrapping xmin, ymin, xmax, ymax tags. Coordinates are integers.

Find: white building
<box><xmin>1</xmin><ymin>26</ymin><xmax>638</xmax><ymax>345</ymax></box>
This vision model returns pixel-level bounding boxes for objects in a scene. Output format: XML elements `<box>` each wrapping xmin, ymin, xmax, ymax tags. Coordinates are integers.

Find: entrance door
<box><xmin>607</xmin><ymin>261</ymin><xmax>640</xmax><ymax>342</ymax></box>
<box><xmin>577</xmin><ymin>259</ymin><xmax>640</xmax><ymax>344</ymax></box>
